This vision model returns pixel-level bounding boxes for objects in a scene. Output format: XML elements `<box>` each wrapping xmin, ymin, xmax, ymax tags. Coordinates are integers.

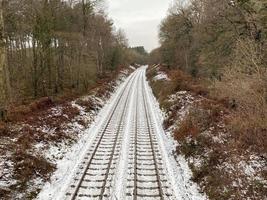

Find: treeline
<box><xmin>0</xmin><ymin>0</ymin><xmax>144</xmax><ymax>118</ymax></box>
<box><xmin>152</xmin><ymin>0</ymin><xmax>266</xmax><ymax>77</ymax></box>
<box><xmin>129</xmin><ymin>46</ymin><xmax>148</xmax><ymax>65</ymax></box>
<box><xmin>151</xmin><ymin>0</ymin><xmax>266</xmax><ymax>145</ymax></box>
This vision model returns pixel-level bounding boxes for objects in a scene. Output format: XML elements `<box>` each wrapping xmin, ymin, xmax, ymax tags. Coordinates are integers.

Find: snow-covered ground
<box><xmin>0</xmin><ymin>67</ymin><xmax>133</xmax><ymax>200</ymax></box>
<box><xmin>153</xmin><ymin>71</ymin><xmax>170</xmax><ymax>81</ymax></box>
<box><xmin>37</xmin><ymin>69</ymin><xmax>135</xmax><ymax>200</ymax></box>
<box><xmin>148</xmin><ymin>64</ymin><xmax>266</xmax><ymax>200</ymax></box>
<box><xmin>144</xmin><ymin>71</ymin><xmax>206</xmax><ymax>200</ymax></box>
<box><xmin>36</xmin><ymin>66</ymin><xmax>206</xmax><ymax>200</ymax></box>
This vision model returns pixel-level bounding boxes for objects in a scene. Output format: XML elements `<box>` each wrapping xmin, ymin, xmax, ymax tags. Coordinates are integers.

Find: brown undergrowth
<box><xmin>147</xmin><ymin>64</ymin><xmax>267</xmax><ymax>200</ymax></box>
<box><xmin>0</xmin><ymin>67</ymin><xmax>133</xmax><ymax>200</ymax></box>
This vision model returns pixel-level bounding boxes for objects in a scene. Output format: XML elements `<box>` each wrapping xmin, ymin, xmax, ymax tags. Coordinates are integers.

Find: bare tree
<box><xmin>0</xmin><ymin>0</ymin><xmax>10</xmax><ymax>120</ymax></box>
<box><xmin>0</xmin><ymin>0</ymin><xmax>139</xmax><ymax>111</ymax></box>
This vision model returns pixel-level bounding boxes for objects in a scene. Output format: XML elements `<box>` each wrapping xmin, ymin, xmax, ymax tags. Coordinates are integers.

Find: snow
<box><xmin>215</xmin><ymin>153</ymin><xmax>267</xmax><ymax>198</ymax></box>
<box><xmin>143</xmin><ymin>66</ymin><xmax>206</xmax><ymax>200</ymax></box>
<box><xmin>150</xmin><ymin>65</ymin><xmax>267</xmax><ymax>200</ymax></box>
<box><xmin>163</xmin><ymin>91</ymin><xmax>197</xmax><ymax>134</ymax></box>
<box><xmin>111</xmin><ymin>77</ymin><xmax>136</xmax><ymax>199</ymax></box>
<box><xmin>0</xmin><ymin>157</ymin><xmax>15</xmax><ymax>189</ymax></box>
<box><xmin>153</xmin><ymin>71</ymin><xmax>170</xmax><ymax>81</ymax></box>
<box><xmin>50</xmin><ymin>107</ymin><xmax>63</xmax><ymax>117</ymax></box>
<box><xmin>32</xmin><ymin>99</ymin><xmax>100</xmax><ymax>163</ymax></box>
<box><xmin>36</xmin><ymin>66</ymin><xmax>206</xmax><ymax>200</ymax></box>
<box><xmin>168</xmin><ymin>91</ymin><xmax>194</xmax><ymax>103</ymax></box>
<box><xmin>129</xmin><ymin>65</ymin><xmax>136</xmax><ymax>70</ymax></box>
<box><xmin>238</xmin><ymin>155</ymin><xmax>266</xmax><ymax>182</ymax></box>
<box><xmin>36</xmin><ymin>70</ymin><xmax>134</xmax><ymax>200</ymax></box>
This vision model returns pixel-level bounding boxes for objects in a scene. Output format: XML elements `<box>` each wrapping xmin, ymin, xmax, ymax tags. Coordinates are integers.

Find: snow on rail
<box><xmin>37</xmin><ymin>66</ymin><xmax>206</xmax><ymax>200</ymax></box>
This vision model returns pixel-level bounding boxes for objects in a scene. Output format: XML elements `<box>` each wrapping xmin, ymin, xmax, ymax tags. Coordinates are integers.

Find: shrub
<box><xmin>213</xmin><ymin>39</ymin><xmax>267</xmax><ymax>153</ymax></box>
<box><xmin>174</xmin><ymin>115</ymin><xmax>200</xmax><ymax>140</ymax></box>
<box><xmin>76</xmin><ymin>99</ymin><xmax>95</xmax><ymax>112</ymax></box>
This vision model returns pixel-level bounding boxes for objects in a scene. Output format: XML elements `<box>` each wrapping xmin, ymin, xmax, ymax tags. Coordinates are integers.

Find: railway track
<box><xmin>125</xmin><ymin>70</ymin><xmax>174</xmax><ymax>200</ymax></box>
<box><xmin>64</xmin><ymin>67</ymin><xmax>177</xmax><ymax>200</ymax></box>
<box><xmin>65</xmin><ymin>71</ymin><xmax>139</xmax><ymax>199</ymax></box>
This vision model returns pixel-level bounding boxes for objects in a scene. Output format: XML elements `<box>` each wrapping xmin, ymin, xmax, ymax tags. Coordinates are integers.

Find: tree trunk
<box><xmin>32</xmin><ymin>38</ymin><xmax>38</xmax><ymax>97</ymax></box>
<box><xmin>0</xmin><ymin>0</ymin><xmax>10</xmax><ymax>121</ymax></box>
<box><xmin>57</xmin><ymin>39</ymin><xmax>64</xmax><ymax>92</ymax></box>
<box><xmin>82</xmin><ymin>0</ymin><xmax>87</xmax><ymax>37</ymax></box>
<box><xmin>98</xmin><ymin>36</ymin><xmax>104</xmax><ymax>74</ymax></box>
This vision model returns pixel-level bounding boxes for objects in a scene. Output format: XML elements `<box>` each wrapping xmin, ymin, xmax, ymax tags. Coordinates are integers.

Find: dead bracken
<box><xmin>147</xmin><ymin>64</ymin><xmax>267</xmax><ymax>200</ymax></box>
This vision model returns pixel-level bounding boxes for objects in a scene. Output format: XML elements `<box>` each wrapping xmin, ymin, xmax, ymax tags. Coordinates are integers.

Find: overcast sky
<box><xmin>107</xmin><ymin>0</ymin><xmax>173</xmax><ymax>52</ymax></box>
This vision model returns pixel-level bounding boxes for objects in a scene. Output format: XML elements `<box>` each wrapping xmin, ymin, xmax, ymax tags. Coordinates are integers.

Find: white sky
<box><xmin>107</xmin><ymin>0</ymin><xmax>173</xmax><ymax>52</ymax></box>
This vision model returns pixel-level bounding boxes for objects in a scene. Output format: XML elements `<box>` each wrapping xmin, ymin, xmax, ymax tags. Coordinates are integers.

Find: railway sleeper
<box><xmin>127</xmin><ymin>178</ymin><xmax>168</xmax><ymax>183</ymax></box>
<box><xmin>128</xmin><ymin>162</ymin><xmax>163</xmax><ymax>166</ymax></box>
<box><xmin>129</xmin><ymin>172</ymin><xmax>165</xmax><ymax>177</ymax></box>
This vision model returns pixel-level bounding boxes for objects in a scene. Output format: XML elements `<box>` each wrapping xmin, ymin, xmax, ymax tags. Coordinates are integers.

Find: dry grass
<box><xmin>4</xmin><ymin>66</ymin><xmax>125</xmax><ymax>124</ymax></box>
<box><xmin>174</xmin><ymin>99</ymin><xmax>226</xmax><ymax>140</ymax></box>
<box><xmin>76</xmin><ymin>99</ymin><xmax>95</xmax><ymax>112</ymax></box>
<box><xmin>0</xmin><ymin>68</ymin><xmax>131</xmax><ymax>200</ymax></box>
<box><xmin>173</xmin><ymin>99</ymin><xmax>266</xmax><ymax>200</ymax></box>
<box><xmin>147</xmin><ymin>65</ymin><xmax>209</xmax><ymax>112</ymax></box>
<box><xmin>12</xmin><ymin>151</ymin><xmax>55</xmax><ymax>190</ymax></box>
<box><xmin>174</xmin><ymin>115</ymin><xmax>200</xmax><ymax>140</ymax></box>
<box><xmin>167</xmin><ymin>69</ymin><xmax>207</xmax><ymax>95</ymax></box>
<box><xmin>147</xmin><ymin>63</ymin><xmax>267</xmax><ymax>199</ymax></box>
<box><xmin>213</xmin><ymin>39</ymin><xmax>267</xmax><ymax>154</ymax></box>
<box><xmin>0</xmin><ymin>122</ymin><xmax>9</xmax><ymax>137</ymax></box>
<box><xmin>7</xmin><ymin>97</ymin><xmax>54</xmax><ymax>122</ymax></box>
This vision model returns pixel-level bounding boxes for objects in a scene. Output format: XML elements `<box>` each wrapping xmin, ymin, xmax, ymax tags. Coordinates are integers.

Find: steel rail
<box><xmin>133</xmin><ymin>74</ymin><xmax>141</xmax><ymax>200</ymax></box>
<box><xmin>69</xmin><ymin>71</ymin><xmax>139</xmax><ymax>200</ymax></box>
<box><xmin>140</xmin><ymin>70</ymin><xmax>164</xmax><ymax>200</ymax></box>
<box><xmin>98</xmin><ymin>72</ymin><xmax>141</xmax><ymax>200</ymax></box>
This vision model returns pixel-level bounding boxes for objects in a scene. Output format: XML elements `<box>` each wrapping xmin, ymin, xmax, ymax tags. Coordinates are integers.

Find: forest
<box><xmin>147</xmin><ymin>0</ymin><xmax>266</xmax><ymax>198</ymax></box>
<box><xmin>0</xmin><ymin>0</ymin><xmax>146</xmax><ymax>120</ymax></box>
<box><xmin>150</xmin><ymin>0</ymin><xmax>266</xmax><ymax>145</ymax></box>
<box><xmin>0</xmin><ymin>0</ymin><xmax>266</xmax><ymax>199</ymax></box>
